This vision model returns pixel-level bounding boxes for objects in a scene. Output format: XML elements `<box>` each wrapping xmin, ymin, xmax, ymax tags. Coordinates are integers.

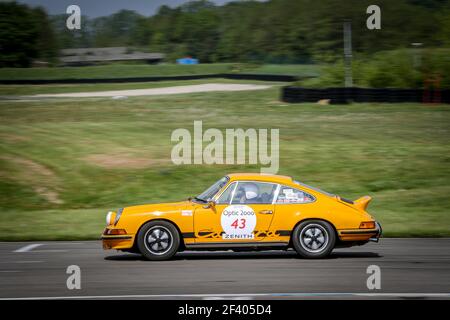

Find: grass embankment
<box><xmin>0</xmin><ymin>78</ymin><xmax>284</xmax><ymax>96</ymax></box>
<box><xmin>0</xmin><ymin>63</ymin><xmax>320</xmax><ymax>96</ymax></box>
<box><xmin>0</xmin><ymin>63</ymin><xmax>321</xmax><ymax>81</ymax></box>
<box><xmin>0</xmin><ymin>63</ymin><xmax>235</xmax><ymax>80</ymax></box>
<box><xmin>0</xmin><ymin>86</ymin><xmax>449</xmax><ymax>239</ymax></box>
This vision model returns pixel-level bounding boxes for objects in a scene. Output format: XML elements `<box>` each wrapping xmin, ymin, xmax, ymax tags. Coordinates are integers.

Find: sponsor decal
<box><xmin>182</xmin><ymin>210</ymin><xmax>193</xmax><ymax>216</ymax></box>
<box><xmin>221</xmin><ymin>205</ymin><xmax>256</xmax><ymax>240</ymax></box>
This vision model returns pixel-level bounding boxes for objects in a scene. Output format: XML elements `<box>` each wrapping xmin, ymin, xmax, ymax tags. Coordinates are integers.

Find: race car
<box><xmin>102</xmin><ymin>173</ymin><xmax>381</xmax><ymax>260</ymax></box>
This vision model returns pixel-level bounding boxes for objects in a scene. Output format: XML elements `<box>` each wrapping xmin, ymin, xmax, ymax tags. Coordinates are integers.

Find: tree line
<box><xmin>1</xmin><ymin>0</ymin><xmax>449</xmax><ymax>67</ymax></box>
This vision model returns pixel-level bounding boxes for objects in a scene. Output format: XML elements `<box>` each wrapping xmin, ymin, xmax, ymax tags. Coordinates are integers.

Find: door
<box><xmin>194</xmin><ymin>181</ymin><xmax>277</xmax><ymax>243</ymax></box>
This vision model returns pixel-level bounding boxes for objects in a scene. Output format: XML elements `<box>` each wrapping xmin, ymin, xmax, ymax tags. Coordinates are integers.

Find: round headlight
<box><xmin>106</xmin><ymin>211</ymin><xmax>114</xmax><ymax>226</ymax></box>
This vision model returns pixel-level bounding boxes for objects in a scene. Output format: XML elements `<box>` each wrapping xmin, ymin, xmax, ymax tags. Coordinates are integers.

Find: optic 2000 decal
<box><xmin>221</xmin><ymin>205</ymin><xmax>256</xmax><ymax>239</ymax></box>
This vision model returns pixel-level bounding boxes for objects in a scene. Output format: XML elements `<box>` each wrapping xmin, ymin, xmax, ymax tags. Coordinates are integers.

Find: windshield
<box><xmin>294</xmin><ymin>180</ymin><xmax>335</xmax><ymax>198</ymax></box>
<box><xmin>196</xmin><ymin>176</ymin><xmax>230</xmax><ymax>201</ymax></box>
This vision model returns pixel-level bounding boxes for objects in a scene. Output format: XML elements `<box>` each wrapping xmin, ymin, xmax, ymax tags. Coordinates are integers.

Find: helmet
<box><xmin>243</xmin><ymin>183</ymin><xmax>259</xmax><ymax>200</ymax></box>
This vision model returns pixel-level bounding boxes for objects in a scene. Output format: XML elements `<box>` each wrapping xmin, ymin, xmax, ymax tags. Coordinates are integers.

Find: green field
<box><xmin>0</xmin><ymin>84</ymin><xmax>449</xmax><ymax>240</ymax></box>
<box><xmin>0</xmin><ymin>63</ymin><xmax>321</xmax><ymax>81</ymax></box>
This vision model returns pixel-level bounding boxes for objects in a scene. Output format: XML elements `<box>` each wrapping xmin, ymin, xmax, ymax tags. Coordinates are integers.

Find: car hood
<box><xmin>121</xmin><ymin>200</ymin><xmax>191</xmax><ymax>217</ymax></box>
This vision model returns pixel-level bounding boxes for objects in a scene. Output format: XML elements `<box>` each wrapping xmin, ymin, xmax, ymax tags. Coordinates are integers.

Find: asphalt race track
<box><xmin>0</xmin><ymin>239</ymin><xmax>449</xmax><ymax>300</ymax></box>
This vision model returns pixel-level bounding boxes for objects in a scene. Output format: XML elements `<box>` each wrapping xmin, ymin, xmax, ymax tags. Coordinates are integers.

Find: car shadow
<box><xmin>104</xmin><ymin>250</ymin><xmax>381</xmax><ymax>261</ymax></box>
<box><xmin>329</xmin><ymin>251</ymin><xmax>382</xmax><ymax>259</ymax></box>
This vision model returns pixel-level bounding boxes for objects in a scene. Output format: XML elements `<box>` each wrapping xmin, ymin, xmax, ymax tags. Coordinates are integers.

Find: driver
<box><xmin>235</xmin><ymin>183</ymin><xmax>260</xmax><ymax>203</ymax></box>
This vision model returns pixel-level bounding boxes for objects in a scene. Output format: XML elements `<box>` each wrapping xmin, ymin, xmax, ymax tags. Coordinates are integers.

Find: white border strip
<box><xmin>1</xmin><ymin>292</ymin><xmax>450</xmax><ymax>300</ymax></box>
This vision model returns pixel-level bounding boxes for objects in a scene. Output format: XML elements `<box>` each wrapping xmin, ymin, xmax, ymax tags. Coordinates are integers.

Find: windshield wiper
<box><xmin>194</xmin><ymin>196</ymin><xmax>208</xmax><ymax>203</ymax></box>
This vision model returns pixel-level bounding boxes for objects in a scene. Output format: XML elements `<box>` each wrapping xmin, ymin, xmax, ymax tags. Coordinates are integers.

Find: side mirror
<box><xmin>203</xmin><ymin>200</ymin><xmax>216</xmax><ymax>210</ymax></box>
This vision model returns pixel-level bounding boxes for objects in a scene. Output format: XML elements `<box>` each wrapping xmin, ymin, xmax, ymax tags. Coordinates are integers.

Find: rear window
<box><xmin>276</xmin><ymin>186</ymin><xmax>315</xmax><ymax>204</ymax></box>
<box><xmin>293</xmin><ymin>180</ymin><xmax>335</xmax><ymax>198</ymax></box>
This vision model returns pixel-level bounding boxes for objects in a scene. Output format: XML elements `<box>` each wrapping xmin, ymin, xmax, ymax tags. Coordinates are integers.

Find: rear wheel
<box><xmin>137</xmin><ymin>221</ymin><xmax>180</xmax><ymax>261</ymax></box>
<box><xmin>292</xmin><ymin>220</ymin><xmax>336</xmax><ymax>258</ymax></box>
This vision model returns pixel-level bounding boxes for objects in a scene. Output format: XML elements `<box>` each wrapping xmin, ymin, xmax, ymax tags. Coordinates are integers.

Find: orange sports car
<box><xmin>102</xmin><ymin>173</ymin><xmax>381</xmax><ymax>260</ymax></box>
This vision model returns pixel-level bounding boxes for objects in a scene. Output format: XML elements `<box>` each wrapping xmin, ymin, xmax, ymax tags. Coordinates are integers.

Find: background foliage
<box><xmin>1</xmin><ymin>0</ymin><xmax>450</xmax><ymax>66</ymax></box>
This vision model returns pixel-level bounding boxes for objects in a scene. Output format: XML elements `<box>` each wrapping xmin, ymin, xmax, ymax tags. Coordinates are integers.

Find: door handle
<box><xmin>259</xmin><ymin>210</ymin><xmax>273</xmax><ymax>214</ymax></box>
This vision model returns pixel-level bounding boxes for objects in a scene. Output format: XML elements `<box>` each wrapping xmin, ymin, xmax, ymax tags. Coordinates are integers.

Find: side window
<box><xmin>231</xmin><ymin>181</ymin><xmax>277</xmax><ymax>204</ymax></box>
<box><xmin>216</xmin><ymin>182</ymin><xmax>236</xmax><ymax>204</ymax></box>
<box><xmin>276</xmin><ymin>186</ymin><xmax>315</xmax><ymax>204</ymax></box>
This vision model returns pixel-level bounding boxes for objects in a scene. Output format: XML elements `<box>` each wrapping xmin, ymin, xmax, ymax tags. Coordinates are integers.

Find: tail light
<box><xmin>359</xmin><ymin>221</ymin><xmax>376</xmax><ymax>229</ymax></box>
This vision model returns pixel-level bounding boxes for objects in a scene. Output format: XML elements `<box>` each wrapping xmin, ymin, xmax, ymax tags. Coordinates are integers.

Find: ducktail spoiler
<box><xmin>353</xmin><ymin>195</ymin><xmax>372</xmax><ymax>211</ymax></box>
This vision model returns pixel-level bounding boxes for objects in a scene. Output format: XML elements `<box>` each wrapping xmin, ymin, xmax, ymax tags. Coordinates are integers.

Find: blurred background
<box><xmin>0</xmin><ymin>0</ymin><xmax>449</xmax><ymax>240</ymax></box>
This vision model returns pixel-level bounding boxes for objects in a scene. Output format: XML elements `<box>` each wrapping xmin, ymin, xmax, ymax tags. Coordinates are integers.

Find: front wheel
<box><xmin>137</xmin><ymin>221</ymin><xmax>180</xmax><ymax>261</ymax></box>
<box><xmin>292</xmin><ymin>220</ymin><xmax>336</xmax><ymax>258</ymax></box>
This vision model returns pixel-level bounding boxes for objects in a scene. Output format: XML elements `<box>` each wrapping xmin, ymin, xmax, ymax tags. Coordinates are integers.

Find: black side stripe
<box><xmin>182</xmin><ymin>232</ymin><xmax>196</xmax><ymax>239</ymax></box>
<box><xmin>276</xmin><ymin>230</ymin><xmax>291</xmax><ymax>236</ymax></box>
<box><xmin>182</xmin><ymin>230</ymin><xmax>292</xmax><ymax>239</ymax></box>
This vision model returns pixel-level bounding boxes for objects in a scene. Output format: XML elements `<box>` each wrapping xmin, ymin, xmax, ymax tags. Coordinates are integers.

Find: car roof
<box><xmin>227</xmin><ymin>173</ymin><xmax>293</xmax><ymax>184</ymax></box>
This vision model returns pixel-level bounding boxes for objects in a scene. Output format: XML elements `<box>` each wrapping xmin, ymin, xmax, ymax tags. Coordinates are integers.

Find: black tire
<box><xmin>137</xmin><ymin>220</ymin><xmax>180</xmax><ymax>261</ymax></box>
<box><xmin>292</xmin><ymin>220</ymin><xmax>336</xmax><ymax>258</ymax></box>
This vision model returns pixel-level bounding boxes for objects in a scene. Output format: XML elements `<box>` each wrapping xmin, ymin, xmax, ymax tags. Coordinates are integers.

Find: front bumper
<box><xmin>101</xmin><ymin>227</ymin><xmax>134</xmax><ymax>250</ymax></box>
